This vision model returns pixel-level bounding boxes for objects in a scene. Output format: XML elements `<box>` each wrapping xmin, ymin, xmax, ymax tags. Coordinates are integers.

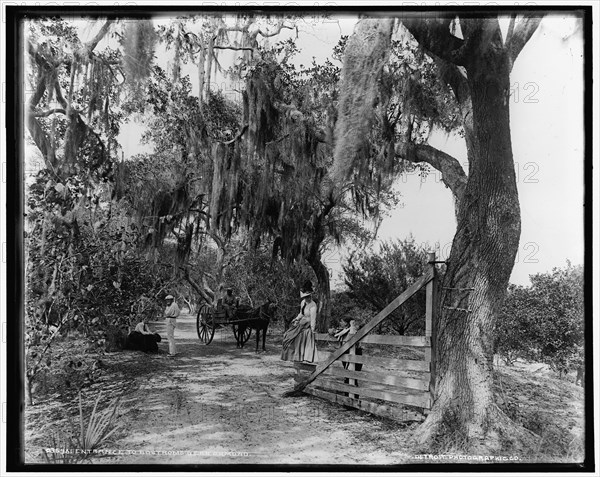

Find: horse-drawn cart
<box><xmin>196</xmin><ymin>300</ymin><xmax>277</xmax><ymax>351</ymax></box>
<box><xmin>196</xmin><ymin>303</ymin><xmax>254</xmax><ymax>345</ymax></box>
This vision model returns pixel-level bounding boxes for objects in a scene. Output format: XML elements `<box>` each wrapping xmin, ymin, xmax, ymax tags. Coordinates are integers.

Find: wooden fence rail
<box><xmin>290</xmin><ymin>252</ymin><xmax>440</xmax><ymax>422</ymax></box>
<box><xmin>314</xmin><ymin>333</ymin><xmax>431</xmax><ymax>347</ymax></box>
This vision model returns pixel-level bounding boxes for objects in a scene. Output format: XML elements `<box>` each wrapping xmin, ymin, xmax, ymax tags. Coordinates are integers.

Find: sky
<box><xmin>70</xmin><ymin>13</ymin><xmax>586</xmax><ymax>289</ymax></box>
<box><xmin>374</xmin><ymin>14</ymin><xmax>584</xmax><ymax>287</ymax></box>
<box><xmin>276</xmin><ymin>13</ymin><xmax>583</xmax><ymax>288</ymax></box>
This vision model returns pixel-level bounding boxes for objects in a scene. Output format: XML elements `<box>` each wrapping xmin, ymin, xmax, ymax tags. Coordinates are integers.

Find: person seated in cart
<box><xmin>222</xmin><ymin>287</ymin><xmax>238</xmax><ymax>320</ymax></box>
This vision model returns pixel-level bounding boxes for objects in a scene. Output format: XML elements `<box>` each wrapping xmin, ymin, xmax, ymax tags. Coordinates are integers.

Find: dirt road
<box><xmin>24</xmin><ymin>313</ymin><xmax>585</xmax><ymax>465</ymax></box>
<box><xmin>99</xmin><ymin>314</ymin><xmax>415</xmax><ymax>465</ymax></box>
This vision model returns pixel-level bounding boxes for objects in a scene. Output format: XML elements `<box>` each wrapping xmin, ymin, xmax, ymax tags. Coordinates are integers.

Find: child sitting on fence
<box><xmin>331</xmin><ymin>319</ymin><xmax>363</xmax><ymax>373</ymax></box>
<box><xmin>333</xmin><ymin>319</ymin><xmax>358</xmax><ymax>341</ymax></box>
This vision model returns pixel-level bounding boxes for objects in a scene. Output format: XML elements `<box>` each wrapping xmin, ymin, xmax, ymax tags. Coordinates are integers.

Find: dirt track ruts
<box><xmin>101</xmin><ymin>313</ymin><xmax>414</xmax><ymax>465</ymax></box>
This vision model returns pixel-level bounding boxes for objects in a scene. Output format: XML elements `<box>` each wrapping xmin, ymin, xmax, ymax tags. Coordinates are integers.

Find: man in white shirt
<box><xmin>164</xmin><ymin>295</ymin><xmax>180</xmax><ymax>357</ymax></box>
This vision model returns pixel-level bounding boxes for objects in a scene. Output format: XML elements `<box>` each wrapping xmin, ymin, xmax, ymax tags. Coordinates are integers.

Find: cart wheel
<box><xmin>197</xmin><ymin>304</ymin><xmax>215</xmax><ymax>344</ymax></box>
<box><xmin>241</xmin><ymin>326</ymin><xmax>252</xmax><ymax>344</ymax></box>
<box><xmin>232</xmin><ymin>324</ymin><xmax>252</xmax><ymax>344</ymax></box>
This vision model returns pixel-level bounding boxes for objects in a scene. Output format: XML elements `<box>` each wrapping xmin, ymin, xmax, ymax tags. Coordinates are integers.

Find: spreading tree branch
<box><xmin>250</xmin><ymin>19</ymin><xmax>295</xmax><ymax>41</ymax></box>
<box><xmin>26</xmin><ymin>110</ymin><xmax>58</xmax><ymax>170</ymax></box>
<box><xmin>440</xmin><ymin>17</ymin><xmax>503</xmax><ymax>68</ymax></box>
<box><xmin>84</xmin><ymin>19</ymin><xmax>114</xmax><ymax>53</ymax></box>
<box><xmin>507</xmin><ymin>15</ymin><xmax>543</xmax><ymax>71</ymax></box>
<box><xmin>213</xmin><ymin>45</ymin><xmax>255</xmax><ymax>52</ymax></box>
<box><xmin>27</xmin><ymin>40</ymin><xmax>60</xmax><ymax>70</ymax></box>
<box><xmin>188</xmin><ymin>208</ymin><xmax>210</xmax><ymax>217</ymax></box>
<box><xmin>182</xmin><ymin>266</ymin><xmax>214</xmax><ymax>304</ymax></box>
<box><xmin>53</xmin><ymin>79</ymin><xmax>68</xmax><ymax>109</ymax></box>
<box><xmin>449</xmin><ymin>17</ymin><xmax>485</xmax><ymax>64</ymax></box>
<box><xmin>432</xmin><ymin>57</ymin><xmax>475</xmax><ymax>159</ymax></box>
<box><xmin>25</xmin><ymin>71</ymin><xmax>59</xmax><ymax>169</ymax></box>
<box><xmin>505</xmin><ymin>14</ymin><xmax>517</xmax><ymax>44</ymax></box>
<box><xmin>211</xmin><ymin>19</ymin><xmax>295</xmax><ymax>55</ymax></box>
<box><xmin>98</xmin><ymin>58</ymin><xmax>125</xmax><ymax>85</ymax></box>
<box><xmin>395</xmin><ymin>141</ymin><xmax>467</xmax><ymax>203</ymax></box>
<box><xmin>256</xmin><ymin>23</ymin><xmax>295</xmax><ymax>39</ymax></box>
<box><xmin>195</xmin><ymin>229</ymin><xmax>225</xmax><ymax>250</ymax></box>
<box><xmin>433</xmin><ymin>57</ymin><xmax>470</xmax><ymax>106</ymax></box>
<box><xmin>401</xmin><ymin>17</ymin><xmax>466</xmax><ymax>66</ymax></box>
<box><xmin>32</xmin><ymin>108</ymin><xmax>67</xmax><ymax>118</ymax></box>
<box><xmin>28</xmin><ymin>71</ymin><xmax>49</xmax><ymax>108</ymax></box>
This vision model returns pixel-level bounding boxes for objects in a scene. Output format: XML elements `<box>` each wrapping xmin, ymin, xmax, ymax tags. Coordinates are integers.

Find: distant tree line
<box><xmin>495</xmin><ymin>262</ymin><xmax>584</xmax><ymax>377</ymax></box>
<box><xmin>337</xmin><ymin>238</ymin><xmax>584</xmax><ymax>380</ymax></box>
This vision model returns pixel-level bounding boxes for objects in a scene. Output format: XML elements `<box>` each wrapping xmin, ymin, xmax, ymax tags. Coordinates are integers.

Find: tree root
<box><xmin>411</xmin><ymin>403</ymin><xmax>541</xmax><ymax>454</ymax></box>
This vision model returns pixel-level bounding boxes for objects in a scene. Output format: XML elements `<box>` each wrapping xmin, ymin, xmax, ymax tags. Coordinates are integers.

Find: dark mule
<box><xmin>125</xmin><ymin>331</ymin><xmax>162</xmax><ymax>353</ymax></box>
<box><xmin>236</xmin><ymin>300</ymin><xmax>277</xmax><ymax>352</ymax></box>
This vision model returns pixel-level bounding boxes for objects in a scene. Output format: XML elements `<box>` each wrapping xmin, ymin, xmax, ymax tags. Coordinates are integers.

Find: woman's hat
<box><xmin>165</xmin><ymin>295</ymin><xmax>174</xmax><ymax>300</ymax></box>
<box><xmin>300</xmin><ymin>281</ymin><xmax>314</xmax><ymax>298</ymax></box>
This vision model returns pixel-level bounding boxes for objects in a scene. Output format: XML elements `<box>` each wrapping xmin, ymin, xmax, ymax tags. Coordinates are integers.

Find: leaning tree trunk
<box><xmin>307</xmin><ymin>253</ymin><xmax>332</xmax><ymax>333</ymax></box>
<box><xmin>332</xmin><ymin>14</ymin><xmax>543</xmax><ymax>453</ymax></box>
<box><xmin>412</xmin><ymin>46</ymin><xmax>535</xmax><ymax>451</ymax></box>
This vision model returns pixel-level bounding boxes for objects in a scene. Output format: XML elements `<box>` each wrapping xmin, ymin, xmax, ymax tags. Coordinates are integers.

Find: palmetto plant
<box><xmin>42</xmin><ymin>391</ymin><xmax>121</xmax><ymax>464</ymax></box>
<box><xmin>75</xmin><ymin>391</ymin><xmax>122</xmax><ymax>454</ymax></box>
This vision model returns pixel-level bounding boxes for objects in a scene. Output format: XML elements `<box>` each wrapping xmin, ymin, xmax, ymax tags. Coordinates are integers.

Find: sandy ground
<box><xmin>24</xmin><ymin>314</ymin><xmax>585</xmax><ymax>466</ymax></box>
<box><xmin>26</xmin><ymin>313</ymin><xmax>416</xmax><ymax>465</ymax></box>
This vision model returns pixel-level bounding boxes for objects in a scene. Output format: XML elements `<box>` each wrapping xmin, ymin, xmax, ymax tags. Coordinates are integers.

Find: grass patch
<box><xmin>493</xmin><ymin>362</ymin><xmax>585</xmax><ymax>461</ymax></box>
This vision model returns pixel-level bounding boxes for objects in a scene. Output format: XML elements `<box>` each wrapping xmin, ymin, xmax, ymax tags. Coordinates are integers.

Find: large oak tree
<box><xmin>333</xmin><ymin>14</ymin><xmax>544</xmax><ymax>451</ymax></box>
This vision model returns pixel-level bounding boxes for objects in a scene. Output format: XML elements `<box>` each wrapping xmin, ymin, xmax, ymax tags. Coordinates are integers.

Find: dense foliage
<box><xmin>222</xmin><ymin>243</ymin><xmax>316</xmax><ymax>329</ymax></box>
<box><xmin>495</xmin><ymin>263</ymin><xmax>584</xmax><ymax>375</ymax></box>
<box><xmin>25</xmin><ymin>171</ymin><xmax>174</xmax><ymax>404</ymax></box>
<box><xmin>341</xmin><ymin>237</ymin><xmax>433</xmax><ymax>335</ymax></box>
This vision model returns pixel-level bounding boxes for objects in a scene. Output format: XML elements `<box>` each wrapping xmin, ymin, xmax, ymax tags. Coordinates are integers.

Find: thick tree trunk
<box><xmin>332</xmin><ymin>15</ymin><xmax>543</xmax><ymax>453</ymax></box>
<box><xmin>412</xmin><ymin>46</ymin><xmax>536</xmax><ymax>451</ymax></box>
<box><xmin>307</xmin><ymin>254</ymin><xmax>331</xmax><ymax>333</ymax></box>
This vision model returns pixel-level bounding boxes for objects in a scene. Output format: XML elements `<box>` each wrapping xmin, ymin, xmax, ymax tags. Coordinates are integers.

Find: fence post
<box><xmin>348</xmin><ymin>342</ymin><xmax>358</xmax><ymax>400</ymax></box>
<box><xmin>425</xmin><ymin>252</ymin><xmax>438</xmax><ymax>407</ymax></box>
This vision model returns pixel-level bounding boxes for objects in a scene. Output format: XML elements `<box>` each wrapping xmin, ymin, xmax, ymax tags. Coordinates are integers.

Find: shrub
<box><xmin>495</xmin><ymin>262</ymin><xmax>584</xmax><ymax>375</ymax></box>
<box><xmin>341</xmin><ymin>236</ymin><xmax>432</xmax><ymax>335</ymax></box>
<box><xmin>42</xmin><ymin>391</ymin><xmax>121</xmax><ymax>464</ymax></box>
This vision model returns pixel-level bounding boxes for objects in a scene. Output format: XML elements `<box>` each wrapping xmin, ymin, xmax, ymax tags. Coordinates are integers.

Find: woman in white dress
<box><xmin>281</xmin><ymin>283</ymin><xmax>318</xmax><ymax>363</ymax></box>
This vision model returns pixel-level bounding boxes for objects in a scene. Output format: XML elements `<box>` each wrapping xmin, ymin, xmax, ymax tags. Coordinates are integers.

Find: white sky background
<box><xmin>376</xmin><ymin>14</ymin><xmax>585</xmax><ymax>287</ymax></box>
<box><xmin>78</xmin><ymin>13</ymin><xmax>585</xmax><ymax>289</ymax></box>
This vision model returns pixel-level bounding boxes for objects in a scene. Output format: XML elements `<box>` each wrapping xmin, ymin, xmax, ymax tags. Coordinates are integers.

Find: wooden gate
<box><xmin>292</xmin><ymin>252</ymin><xmax>440</xmax><ymax>422</ymax></box>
